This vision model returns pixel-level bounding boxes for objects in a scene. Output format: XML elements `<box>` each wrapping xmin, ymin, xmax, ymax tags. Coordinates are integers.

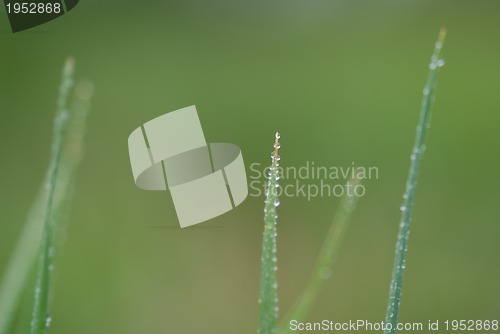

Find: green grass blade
<box><xmin>0</xmin><ymin>190</ymin><xmax>45</xmax><ymax>334</ymax></box>
<box><xmin>279</xmin><ymin>178</ymin><xmax>361</xmax><ymax>333</ymax></box>
<box><xmin>0</xmin><ymin>79</ymin><xmax>94</xmax><ymax>334</ymax></box>
<box><xmin>258</xmin><ymin>132</ymin><xmax>282</xmax><ymax>334</ymax></box>
<box><xmin>30</xmin><ymin>58</ymin><xmax>75</xmax><ymax>334</ymax></box>
<box><xmin>384</xmin><ymin>28</ymin><xmax>446</xmax><ymax>334</ymax></box>
<box><xmin>0</xmin><ymin>78</ymin><xmax>93</xmax><ymax>334</ymax></box>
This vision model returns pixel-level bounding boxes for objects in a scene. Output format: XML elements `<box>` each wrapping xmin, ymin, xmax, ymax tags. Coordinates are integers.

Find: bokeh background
<box><xmin>1</xmin><ymin>1</ymin><xmax>500</xmax><ymax>333</ymax></box>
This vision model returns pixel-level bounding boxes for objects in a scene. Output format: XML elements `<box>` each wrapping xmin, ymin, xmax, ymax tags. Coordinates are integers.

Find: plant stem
<box><xmin>30</xmin><ymin>58</ymin><xmax>75</xmax><ymax>334</ymax></box>
<box><xmin>279</xmin><ymin>178</ymin><xmax>361</xmax><ymax>333</ymax></box>
<box><xmin>0</xmin><ymin>190</ymin><xmax>45</xmax><ymax>334</ymax></box>
<box><xmin>258</xmin><ymin>132</ymin><xmax>281</xmax><ymax>334</ymax></box>
<box><xmin>384</xmin><ymin>28</ymin><xmax>446</xmax><ymax>334</ymax></box>
<box><xmin>0</xmin><ymin>79</ymin><xmax>93</xmax><ymax>334</ymax></box>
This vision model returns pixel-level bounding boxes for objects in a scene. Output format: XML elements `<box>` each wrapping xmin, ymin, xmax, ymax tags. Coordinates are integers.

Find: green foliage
<box><xmin>258</xmin><ymin>132</ymin><xmax>281</xmax><ymax>334</ymax></box>
<box><xmin>384</xmin><ymin>29</ymin><xmax>447</xmax><ymax>334</ymax></box>
<box><xmin>280</xmin><ymin>178</ymin><xmax>361</xmax><ymax>333</ymax></box>
<box><xmin>0</xmin><ymin>63</ymin><xmax>93</xmax><ymax>334</ymax></box>
<box><xmin>30</xmin><ymin>58</ymin><xmax>76</xmax><ymax>334</ymax></box>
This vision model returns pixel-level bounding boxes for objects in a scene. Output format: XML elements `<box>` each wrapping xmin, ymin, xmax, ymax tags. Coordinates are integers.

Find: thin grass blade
<box><xmin>258</xmin><ymin>132</ymin><xmax>282</xmax><ymax>334</ymax></box>
<box><xmin>279</xmin><ymin>177</ymin><xmax>361</xmax><ymax>333</ymax></box>
<box><xmin>30</xmin><ymin>58</ymin><xmax>75</xmax><ymax>334</ymax></box>
<box><xmin>384</xmin><ymin>28</ymin><xmax>447</xmax><ymax>334</ymax></box>
<box><xmin>0</xmin><ymin>78</ymin><xmax>94</xmax><ymax>334</ymax></box>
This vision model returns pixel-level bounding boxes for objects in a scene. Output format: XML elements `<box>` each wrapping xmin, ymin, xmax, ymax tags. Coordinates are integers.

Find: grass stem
<box><xmin>30</xmin><ymin>58</ymin><xmax>75</xmax><ymax>334</ymax></box>
<box><xmin>279</xmin><ymin>178</ymin><xmax>361</xmax><ymax>333</ymax></box>
<box><xmin>383</xmin><ymin>28</ymin><xmax>446</xmax><ymax>334</ymax></box>
<box><xmin>258</xmin><ymin>132</ymin><xmax>282</xmax><ymax>334</ymax></box>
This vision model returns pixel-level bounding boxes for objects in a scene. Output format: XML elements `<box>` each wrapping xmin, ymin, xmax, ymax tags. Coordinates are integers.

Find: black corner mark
<box><xmin>3</xmin><ymin>0</ymin><xmax>79</xmax><ymax>33</ymax></box>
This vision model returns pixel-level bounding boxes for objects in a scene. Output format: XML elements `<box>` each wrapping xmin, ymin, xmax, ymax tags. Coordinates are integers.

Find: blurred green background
<box><xmin>1</xmin><ymin>1</ymin><xmax>500</xmax><ymax>333</ymax></box>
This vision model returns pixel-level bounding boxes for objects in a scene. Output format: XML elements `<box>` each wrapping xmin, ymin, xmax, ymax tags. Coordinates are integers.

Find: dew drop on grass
<box><xmin>274</xmin><ymin>198</ymin><xmax>280</xmax><ymax>207</ymax></box>
<box><xmin>400</xmin><ymin>205</ymin><xmax>406</xmax><ymax>212</ymax></box>
<box><xmin>45</xmin><ymin>316</ymin><xmax>52</xmax><ymax>328</ymax></box>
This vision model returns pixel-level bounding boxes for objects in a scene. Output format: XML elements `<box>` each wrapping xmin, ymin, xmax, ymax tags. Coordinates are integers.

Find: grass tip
<box><xmin>438</xmin><ymin>27</ymin><xmax>447</xmax><ymax>43</ymax></box>
<box><xmin>64</xmin><ymin>57</ymin><xmax>75</xmax><ymax>75</ymax></box>
<box><xmin>273</xmin><ymin>132</ymin><xmax>280</xmax><ymax>162</ymax></box>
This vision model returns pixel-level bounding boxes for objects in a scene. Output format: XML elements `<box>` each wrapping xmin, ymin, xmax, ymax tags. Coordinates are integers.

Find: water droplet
<box><xmin>437</xmin><ymin>59</ymin><xmax>445</xmax><ymax>67</ymax></box>
<box><xmin>45</xmin><ymin>316</ymin><xmax>52</xmax><ymax>328</ymax></box>
<box><xmin>274</xmin><ymin>144</ymin><xmax>281</xmax><ymax>150</ymax></box>
<box><xmin>422</xmin><ymin>87</ymin><xmax>430</xmax><ymax>95</ymax></box>
<box><xmin>410</xmin><ymin>154</ymin><xmax>416</xmax><ymax>161</ymax></box>
<box><xmin>429</xmin><ymin>62</ymin><xmax>437</xmax><ymax>70</ymax></box>
<box><xmin>275</xmin><ymin>132</ymin><xmax>280</xmax><ymax>139</ymax></box>
<box><xmin>400</xmin><ymin>205</ymin><xmax>406</xmax><ymax>212</ymax></box>
<box><xmin>274</xmin><ymin>198</ymin><xmax>280</xmax><ymax>207</ymax></box>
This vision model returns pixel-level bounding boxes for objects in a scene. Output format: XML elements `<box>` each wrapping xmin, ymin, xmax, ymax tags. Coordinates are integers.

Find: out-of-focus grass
<box><xmin>30</xmin><ymin>57</ymin><xmax>76</xmax><ymax>334</ymax></box>
<box><xmin>0</xmin><ymin>59</ymin><xmax>93</xmax><ymax>334</ymax></box>
<box><xmin>279</xmin><ymin>177</ymin><xmax>361</xmax><ymax>333</ymax></box>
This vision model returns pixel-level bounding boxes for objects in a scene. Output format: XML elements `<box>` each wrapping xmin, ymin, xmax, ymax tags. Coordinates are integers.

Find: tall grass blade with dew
<box><xmin>26</xmin><ymin>58</ymin><xmax>84</xmax><ymax>334</ymax></box>
<box><xmin>384</xmin><ymin>28</ymin><xmax>446</xmax><ymax>334</ymax></box>
<box><xmin>258</xmin><ymin>132</ymin><xmax>281</xmax><ymax>334</ymax></box>
<box><xmin>0</xmin><ymin>75</ymin><xmax>93</xmax><ymax>333</ymax></box>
